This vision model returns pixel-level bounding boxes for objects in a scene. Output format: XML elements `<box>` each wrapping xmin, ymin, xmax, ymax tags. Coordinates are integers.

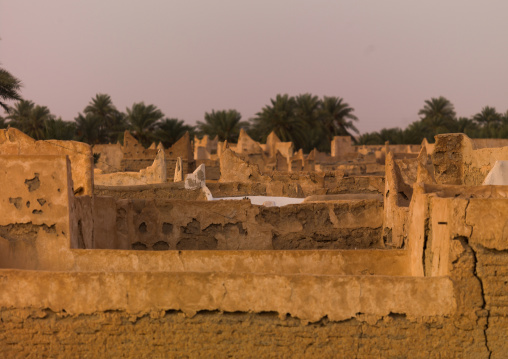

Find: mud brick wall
<box><xmin>195</xmin><ymin>159</ymin><xmax>220</xmax><ymax>180</ymax></box>
<box><xmin>121</xmin><ymin>158</ymin><xmax>195</xmax><ymax>179</ymax></box>
<box><xmin>94</xmin><ymin>183</ymin><xmax>206</xmax><ymax>201</ymax></box>
<box><xmin>432</xmin><ymin>133</ymin><xmax>508</xmax><ymax>186</ymax></box>
<box><xmin>248</xmin><ymin>172</ymin><xmax>385</xmax><ymax>197</ymax></box>
<box><xmin>207</xmin><ymin>182</ymin><xmax>268</xmax><ymax>197</ymax></box>
<box><xmin>0</xmin><ymin>155</ymin><xmax>75</xmax><ymax>269</ymax></box>
<box><xmin>475</xmin><ymin>245</ymin><xmax>508</xmax><ymax>356</ymax></box>
<box><xmin>325</xmin><ymin>175</ymin><xmax>385</xmax><ymax>194</ymax></box>
<box><xmin>0</xmin><ymin>309</ymin><xmax>492</xmax><ymax>358</ymax></box>
<box><xmin>258</xmin><ymin>200</ymin><xmax>383</xmax><ymax>250</ymax></box>
<box><xmin>92</xmin><ymin>198</ymin><xmax>384</xmax><ymax>250</ymax></box>
<box><xmin>0</xmin><ymin>128</ymin><xmax>93</xmax><ymax>195</ymax></box>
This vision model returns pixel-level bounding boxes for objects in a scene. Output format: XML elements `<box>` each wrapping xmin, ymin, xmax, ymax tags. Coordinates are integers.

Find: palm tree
<box><xmin>357</xmin><ymin>132</ymin><xmax>383</xmax><ymax>145</ymax></box>
<box><xmin>294</xmin><ymin>93</ymin><xmax>321</xmax><ymax>125</ymax></box>
<box><xmin>403</xmin><ymin>120</ymin><xmax>429</xmax><ymax>143</ymax></box>
<box><xmin>0</xmin><ymin>115</ymin><xmax>7</xmax><ymax>129</ymax></box>
<box><xmin>155</xmin><ymin>118</ymin><xmax>195</xmax><ymax>148</ymax></box>
<box><xmin>7</xmin><ymin>99</ymin><xmax>33</xmax><ymax>126</ymax></box>
<box><xmin>473</xmin><ymin>106</ymin><xmax>502</xmax><ymax>129</ymax></box>
<box><xmin>7</xmin><ymin>100</ymin><xmax>54</xmax><ymax>140</ymax></box>
<box><xmin>45</xmin><ymin>118</ymin><xmax>77</xmax><ymax>140</ymax></box>
<box><xmin>0</xmin><ymin>67</ymin><xmax>22</xmax><ymax>113</ymax></box>
<box><xmin>418</xmin><ymin>97</ymin><xmax>456</xmax><ymax>134</ymax></box>
<box><xmin>251</xmin><ymin>94</ymin><xmax>307</xmax><ymax>149</ymax></box>
<box><xmin>197</xmin><ymin>109</ymin><xmax>247</xmax><ymax>142</ymax></box>
<box><xmin>84</xmin><ymin>94</ymin><xmax>125</xmax><ymax>142</ymax></box>
<box><xmin>75</xmin><ymin>113</ymin><xmax>102</xmax><ymax>144</ymax></box>
<box><xmin>454</xmin><ymin>117</ymin><xmax>478</xmax><ymax>137</ymax></box>
<box><xmin>125</xmin><ymin>102</ymin><xmax>164</xmax><ymax>147</ymax></box>
<box><xmin>318</xmin><ymin>96</ymin><xmax>359</xmax><ymax>142</ymax></box>
<box><xmin>293</xmin><ymin>93</ymin><xmax>323</xmax><ymax>151</ymax></box>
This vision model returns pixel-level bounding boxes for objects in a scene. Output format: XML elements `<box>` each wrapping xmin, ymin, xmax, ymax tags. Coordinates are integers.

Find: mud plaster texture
<box><xmin>0</xmin><ymin>309</ymin><xmax>489</xmax><ymax>359</ymax></box>
<box><xmin>90</xmin><ymin>198</ymin><xmax>384</xmax><ymax>250</ymax></box>
<box><xmin>119</xmin><ymin>131</ymin><xmax>196</xmax><ymax>179</ymax></box>
<box><xmin>94</xmin><ymin>182</ymin><xmax>206</xmax><ymax>201</ymax></box>
<box><xmin>0</xmin><ymin>128</ymin><xmax>93</xmax><ymax>195</ymax></box>
<box><xmin>432</xmin><ymin>133</ymin><xmax>508</xmax><ymax>186</ymax></box>
<box><xmin>94</xmin><ymin>144</ymin><xmax>167</xmax><ymax>186</ymax></box>
<box><xmin>2</xmin><ymin>135</ymin><xmax>508</xmax><ymax>357</ymax></box>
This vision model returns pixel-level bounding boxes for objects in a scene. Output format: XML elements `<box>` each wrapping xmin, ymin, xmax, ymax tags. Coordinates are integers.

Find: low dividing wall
<box><xmin>0</xmin><ymin>271</ymin><xmax>453</xmax><ymax>322</ymax></box>
<box><xmin>205</xmin><ymin>176</ymin><xmax>384</xmax><ymax>198</ymax></box>
<box><xmin>0</xmin><ymin>128</ymin><xmax>93</xmax><ymax>195</ymax></box>
<box><xmin>90</xmin><ymin>197</ymin><xmax>384</xmax><ymax>250</ymax></box>
<box><xmin>2</xmin><ymin>154</ymin><xmax>508</xmax><ymax>357</ymax></box>
<box><xmin>433</xmin><ymin>133</ymin><xmax>508</xmax><ymax>186</ymax></box>
<box><xmin>0</xmin><ymin>307</ymin><xmax>490</xmax><ymax>358</ymax></box>
<box><xmin>94</xmin><ymin>182</ymin><xmax>206</xmax><ymax>200</ymax></box>
<box><xmin>121</xmin><ymin>158</ymin><xmax>195</xmax><ymax>180</ymax></box>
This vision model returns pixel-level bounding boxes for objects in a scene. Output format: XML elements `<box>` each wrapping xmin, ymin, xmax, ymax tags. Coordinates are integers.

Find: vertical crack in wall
<box><xmin>462</xmin><ymin>200</ymin><xmax>492</xmax><ymax>358</ymax></box>
<box><xmin>221</xmin><ymin>282</ymin><xmax>228</xmax><ymax>304</ymax></box>
<box><xmin>422</xmin><ymin>200</ymin><xmax>432</xmax><ymax>276</ymax></box>
<box><xmin>422</xmin><ymin>217</ymin><xmax>429</xmax><ymax>276</ymax></box>
<box><xmin>467</xmin><ymin>240</ymin><xmax>491</xmax><ymax>358</ymax></box>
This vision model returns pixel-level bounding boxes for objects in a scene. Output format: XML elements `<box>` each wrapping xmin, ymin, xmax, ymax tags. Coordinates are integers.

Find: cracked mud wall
<box><xmin>2</xmin><ymin>149</ymin><xmax>508</xmax><ymax>356</ymax></box>
<box><xmin>462</xmin><ymin>198</ymin><xmax>508</xmax><ymax>358</ymax></box>
<box><xmin>0</xmin><ymin>308</ymin><xmax>483</xmax><ymax>358</ymax></box>
<box><xmin>406</xmin><ymin>189</ymin><xmax>508</xmax><ymax>358</ymax></box>
<box><xmin>0</xmin><ymin>155</ymin><xmax>75</xmax><ymax>270</ymax></box>
<box><xmin>95</xmin><ymin>145</ymin><xmax>167</xmax><ymax>186</ymax></box>
<box><xmin>0</xmin><ymin>128</ymin><xmax>93</xmax><ymax>196</ymax></box>
<box><xmin>433</xmin><ymin>133</ymin><xmax>508</xmax><ymax>186</ymax></box>
<box><xmin>92</xmin><ymin>198</ymin><xmax>384</xmax><ymax>250</ymax></box>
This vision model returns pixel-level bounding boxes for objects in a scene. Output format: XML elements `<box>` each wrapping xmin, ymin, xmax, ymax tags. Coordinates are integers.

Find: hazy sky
<box><xmin>1</xmin><ymin>0</ymin><xmax>508</xmax><ymax>133</ymax></box>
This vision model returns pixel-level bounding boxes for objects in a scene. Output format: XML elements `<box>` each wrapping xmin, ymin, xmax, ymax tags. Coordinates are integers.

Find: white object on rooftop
<box><xmin>212</xmin><ymin>196</ymin><xmax>304</xmax><ymax>207</ymax></box>
<box><xmin>483</xmin><ymin>161</ymin><xmax>508</xmax><ymax>185</ymax></box>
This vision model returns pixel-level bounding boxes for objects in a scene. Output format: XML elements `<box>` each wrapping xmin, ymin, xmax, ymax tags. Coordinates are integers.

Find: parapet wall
<box><xmin>90</xmin><ymin>197</ymin><xmax>384</xmax><ymax>250</ymax></box>
<box><xmin>2</xmin><ymin>149</ymin><xmax>508</xmax><ymax>357</ymax></box>
<box><xmin>0</xmin><ymin>155</ymin><xmax>74</xmax><ymax>270</ymax></box>
<box><xmin>0</xmin><ymin>128</ymin><xmax>93</xmax><ymax>195</ymax></box>
<box><xmin>121</xmin><ymin>158</ymin><xmax>194</xmax><ymax>180</ymax></box>
<box><xmin>433</xmin><ymin>133</ymin><xmax>508</xmax><ymax>185</ymax></box>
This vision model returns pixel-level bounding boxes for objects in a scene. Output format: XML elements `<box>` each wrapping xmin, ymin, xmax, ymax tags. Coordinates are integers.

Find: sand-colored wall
<box><xmin>2</xmin><ymin>153</ymin><xmax>508</xmax><ymax>356</ymax></box>
<box><xmin>194</xmin><ymin>134</ymin><xmax>218</xmax><ymax>160</ymax></box>
<box><xmin>331</xmin><ymin>136</ymin><xmax>353</xmax><ymax>158</ymax></box>
<box><xmin>433</xmin><ymin>133</ymin><xmax>508</xmax><ymax>186</ymax></box>
<box><xmin>120</xmin><ymin>132</ymin><xmax>195</xmax><ymax>175</ymax></box>
<box><xmin>90</xmin><ymin>198</ymin><xmax>384</xmax><ymax>251</ymax></box>
<box><xmin>94</xmin><ymin>182</ymin><xmax>206</xmax><ymax>200</ymax></box>
<box><xmin>92</xmin><ymin>143</ymin><xmax>123</xmax><ymax>173</ymax></box>
<box><xmin>0</xmin><ymin>128</ymin><xmax>93</xmax><ymax>195</ymax></box>
<box><xmin>0</xmin><ymin>155</ymin><xmax>74</xmax><ymax>269</ymax></box>
<box><xmin>94</xmin><ymin>146</ymin><xmax>167</xmax><ymax>186</ymax></box>
<box><xmin>0</xmin><ymin>308</ymin><xmax>494</xmax><ymax>358</ymax></box>
<box><xmin>219</xmin><ymin>149</ymin><xmax>385</xmax><ymax>196</ymax></box>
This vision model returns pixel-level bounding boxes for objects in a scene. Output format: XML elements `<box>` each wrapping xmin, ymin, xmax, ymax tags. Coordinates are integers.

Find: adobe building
<box><xmin>0</xmin><ymin>128</ymin><xmax>507</xmax><ymax>357</ymax></box>
<box><xmin>93</xmin><ymin>130</ymin><xmax>195</xmax><ymax>178</ymax></box>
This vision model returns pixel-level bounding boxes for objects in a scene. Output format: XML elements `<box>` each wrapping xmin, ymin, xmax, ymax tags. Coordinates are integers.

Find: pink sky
<box><xmin>1</xmin><ymin>0</ymin><xmax>508</xmax><ymax>133</ymax></box>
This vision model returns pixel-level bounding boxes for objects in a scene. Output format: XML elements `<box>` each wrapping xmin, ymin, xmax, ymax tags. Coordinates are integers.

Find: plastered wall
<box><xmin>2</xmin><ymin>149</ymin><xmax>508</xmax><ymax>357</ymax></box>
<box><xmin>433</xmin><ymin>133</ymin><xmax>508</xmax><ymax>186</ymax></box>
<box><xmin>90</xmin><ymin>197</ymin><xmax>384</xmax><ymax>251</ymax></box>
<box><xmin>0</xmin><ymin>128</ymin><xmax>93</xmax><ymax>195</ymax></box>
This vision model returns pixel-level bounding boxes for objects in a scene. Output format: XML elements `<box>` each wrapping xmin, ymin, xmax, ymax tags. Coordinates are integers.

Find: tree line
<box><xmin>0</xmin><ymin>91</ymin><xmax>359</xmax><ymax>152</ymax></box>
<box><xmin>2</xmin><ymin>66</ymin><xmax>508</xmax><ymax>152</ymax></box>
<box><xmin>358</xmin><ymin>96</ymin><xmax>508</xmax><ymax>146</ymax></box>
